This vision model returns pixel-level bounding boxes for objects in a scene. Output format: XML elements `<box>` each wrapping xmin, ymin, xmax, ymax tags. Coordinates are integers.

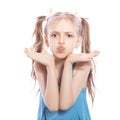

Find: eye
<box><xmin>51</xmin><ymin>34</ymin><xmax>57</xmax><ymax>38</ymax></box>
<box><xmin>67</xmin><ymin>34</ymin><xmax>73</xmax><ymax>38</ymax></box>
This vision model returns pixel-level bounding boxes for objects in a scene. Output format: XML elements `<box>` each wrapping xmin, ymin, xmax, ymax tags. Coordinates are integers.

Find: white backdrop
<box><xmin>0</xmin><ymin>0</ymin><xmax>120</xmax><ymax>120</ymax></box>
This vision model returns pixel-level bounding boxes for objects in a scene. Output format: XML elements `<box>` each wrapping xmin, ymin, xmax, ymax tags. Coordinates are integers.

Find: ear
<box><xmin>75</xmin><ymin>36</ymin><xmax>82</xmax><ymax>48</ymax></box>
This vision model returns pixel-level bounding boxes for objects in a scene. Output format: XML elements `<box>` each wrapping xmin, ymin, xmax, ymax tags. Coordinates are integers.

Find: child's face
<box><xmin>46</xmin><ymin>19</ymin><xmax>80</xmax><ymax>59</ymax></box>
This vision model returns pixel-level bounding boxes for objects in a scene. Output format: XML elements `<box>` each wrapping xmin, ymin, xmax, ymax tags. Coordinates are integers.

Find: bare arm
<box><xmin>44</xmin><ymin>62</ymin><xmax>59</xmax><ymax>111</ymax></box>
<box><xmin>60</xmin><ymin>51</ymin><xmax>99</xmax><ymax>110</ymax></box>
<box><xmin>25</xmin><ymin>48</ymin><xmax>59</xmax><ymax>111</ymax></box>
<box><xmin>60</xmin><ymin>62</ymin><xmax>91</xmax><ymax>110</ymax></box>
<box><xmin>59</xmin><ymin>62</ymin><xmax>73</xmax><ymax>110</ymax></box>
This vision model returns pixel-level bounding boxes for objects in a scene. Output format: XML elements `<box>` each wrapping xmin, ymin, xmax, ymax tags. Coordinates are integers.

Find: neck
<box><xmin>55</xmin><ymin>57</ymin><xmax>65</xmax><ymax>66</ymax></box>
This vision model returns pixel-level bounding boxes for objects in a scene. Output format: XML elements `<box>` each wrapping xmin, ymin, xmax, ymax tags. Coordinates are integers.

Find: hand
<box><xmin>24</xmin><ymin>48</ymin><xmax>55</xmax><ymax>66</ymax></box>
<box><xmin>65</xmin><ymin>50</ymin><xmax>99</xmax><ymax>64</ymax></box>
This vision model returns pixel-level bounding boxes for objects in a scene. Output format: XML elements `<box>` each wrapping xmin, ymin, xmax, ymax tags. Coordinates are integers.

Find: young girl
<box><xmin>24</xmin><ymin>12</ymin><xmax>99</xmax><ymax>120</ymax></box>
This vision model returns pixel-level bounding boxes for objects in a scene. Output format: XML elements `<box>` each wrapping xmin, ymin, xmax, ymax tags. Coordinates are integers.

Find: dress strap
<box><xmin>72</xmin><ymin>63</ymin><xmax>75</xmax><ymax>77</ymax></box>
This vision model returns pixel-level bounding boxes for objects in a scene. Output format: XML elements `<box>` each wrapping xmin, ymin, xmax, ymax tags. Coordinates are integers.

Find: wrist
<box><xmin>64</xmin><ymin>60</ymin><xmax>73</xmax><ymax>67</ymax></box>
<box><xmin>46</xmin><ymin>60</ymin><xmax>55</xmax><ymax>70</ymax></box>
<box><xmin>65</xmin><ymin>56</ymin><xmax>73</xmax><ymax>65</ymax></box>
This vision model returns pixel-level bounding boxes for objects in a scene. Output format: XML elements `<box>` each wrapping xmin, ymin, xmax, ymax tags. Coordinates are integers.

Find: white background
<box><xmin>0</xmin><ymin>0</ymin><xmax>120</xmax><ymax>120</ymax></box>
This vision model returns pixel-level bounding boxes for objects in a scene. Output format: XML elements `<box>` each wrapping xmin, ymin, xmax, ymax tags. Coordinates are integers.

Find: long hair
<box><xmin>81</xmin><ymin>18</ymin><xmax>95</xmax><ymax>103</ymax></box>
<box><xmin>31</xmin><ymin>16</ymin><xmax>46</xmax><ymax>80</ymax></box>
<box><xmin>31</xmin><ymin>12</ymin><xmax>95</xmax><ymax>102</ymax></box>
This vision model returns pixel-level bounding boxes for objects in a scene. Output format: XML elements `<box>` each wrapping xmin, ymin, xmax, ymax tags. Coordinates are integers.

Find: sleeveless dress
<box><xmin>37</xmin><ymin>65</ymin><xmax>91</xmax><ymax>120</ymax></box>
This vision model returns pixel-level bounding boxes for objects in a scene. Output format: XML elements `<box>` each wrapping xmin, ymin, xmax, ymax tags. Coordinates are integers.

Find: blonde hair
<box><xmin>31</xmin><ymin>12</ymin><xmax>95</xmax><ymax>102</ymax></box>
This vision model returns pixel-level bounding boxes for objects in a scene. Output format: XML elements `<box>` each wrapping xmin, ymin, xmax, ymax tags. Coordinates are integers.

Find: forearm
<box><xmin>44</xmin><ymin>63</ymin><xmax>59</xmax><ymax>111</ymax></box>
<box><xmin>60</xmin><ymin>62</ymin><xmax>73</xmax><ymax>110</ymax></box>
<box><xmin>25</xmin><ymin>48</ymin><xmax>59</xmax><ymax>111</ymax></box>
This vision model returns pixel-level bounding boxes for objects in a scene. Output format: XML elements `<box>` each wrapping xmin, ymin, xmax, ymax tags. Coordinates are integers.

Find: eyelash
<box><xmin>67</xmin><ymin>34</ymin><xmax>72</xmax><ymax>38</ymax></box>
<box><xmin>51</xmin><ymin>34</ymin><xmax>57</xmax><ymax>38</ymax></box>
<box><xmin>50</xmin><ymin>34</ymin><xmax>73</xmax><ymax>39</ymax></box>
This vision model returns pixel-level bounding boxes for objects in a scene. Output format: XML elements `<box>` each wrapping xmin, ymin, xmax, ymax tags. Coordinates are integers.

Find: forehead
<box><xmin>47</xmin><ymin>18</ymin><xmax>77</xmax><ymax>33</ymax></box>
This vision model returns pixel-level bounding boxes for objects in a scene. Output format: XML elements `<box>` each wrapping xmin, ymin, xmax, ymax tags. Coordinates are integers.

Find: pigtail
<box><xmin>81</xmin><ymin>18</ymin><xmax>90</xmax><ymax>53</ymax></box>
<box><xmin>81</xmin><ymin>18</ymin><xmax>95</xmax><ymax>103</ymax></box>
<box><xmin>31</xmin><ymin>16</ymin><xmax>46</xmax><ymax>80</ymax></box>
<box><xmin>32</xmin><ymin>16</ymin><xmax>46</xmax><ymax>52</ymax></box>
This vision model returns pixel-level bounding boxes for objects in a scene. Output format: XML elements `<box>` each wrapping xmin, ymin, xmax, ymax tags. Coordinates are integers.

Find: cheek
<box><xmin>67</xmin><ymin>40</ymin><xmax>77</xmax><ymax>48</ymax></box>
<box><xmin>66</xmin><ymin>45</ymin><xmax>74</xmax><ymax>53</ymax></box>
<box><xmin>67</xmin><ymin>41</ymin><xmax>77</xmax><ymax>53</ymax></box>
<box><xmin>49</xmin><ymin>42</ymin><xmax>56</xmax><ymax>52</ymax></box>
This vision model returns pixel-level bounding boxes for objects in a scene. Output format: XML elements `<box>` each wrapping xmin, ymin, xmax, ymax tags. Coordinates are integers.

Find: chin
<box><xmin>54</xmin><ymin>53</ymin><xmax>68</xmax><ymax>59</ymax></box>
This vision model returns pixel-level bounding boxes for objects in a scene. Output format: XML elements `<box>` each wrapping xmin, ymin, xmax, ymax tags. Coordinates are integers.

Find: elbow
<box><xmin>59</xmin><ymin>102</ymin><xmax>72</xmax><ymax>110</ymax></box>
<box><xmin>44</xmin><ymin>95</ymin><xmax>59</xmax><ymax>111</ymax></box>
<box><xmin>59</xmin><ymin>97</ymin><xmax>73</xmax><ymax>110</ymax></box>
<box><xmin>45</xmin><ymin>101</ymin><xmax>59</xmax><ymax>111</ymax></box>
<box><xmin>47</xmin><ymin>105</ymin><xmax>59</xmax><ymax>112</ymax></box>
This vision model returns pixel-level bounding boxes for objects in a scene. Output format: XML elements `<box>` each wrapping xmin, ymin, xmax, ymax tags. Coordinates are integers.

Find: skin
<box><xmin>24</xmin><ymin>18</ymin><xmax>99</xmax><ymax>111</ymax></box>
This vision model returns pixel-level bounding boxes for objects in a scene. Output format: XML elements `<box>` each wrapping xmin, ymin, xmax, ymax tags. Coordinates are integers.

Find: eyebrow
<box><xmin>50</xmin><ymin>31</ymin><xmax>75</xmax><ymax>34</ymax></box>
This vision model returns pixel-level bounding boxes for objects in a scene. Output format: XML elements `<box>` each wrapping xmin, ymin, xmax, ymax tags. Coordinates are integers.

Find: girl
<box><xmin>24</xmin><ymin>12</ymin><xmax>99</xmax><ymax>120</ymax></box>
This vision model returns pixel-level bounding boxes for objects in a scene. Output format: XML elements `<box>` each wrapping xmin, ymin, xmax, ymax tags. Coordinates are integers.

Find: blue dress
<box><xmin>37</xmin><ymin>88</ymin><xmax>91</xmax><ymax>120</ymax></box>
<box><xmin>37</xmin><ymin>65</ymin><xmax>91</xmax><ymax>120</ymax></box>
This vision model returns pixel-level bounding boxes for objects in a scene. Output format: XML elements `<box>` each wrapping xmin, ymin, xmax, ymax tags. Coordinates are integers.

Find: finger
<box><xmin>25</xmin><ymin>48</ymin><xmax>34</xmax><ymax>53</ymax></box>
<box><xmin>86</xmin><ymin>51</ymin><xmax>99</xmax><ymax>61</ymax></box>
<box><xmin>24</xmin><ymin>48</ymin><xmax>29</xmax><ymax>54</ymax></box>
<box><xmin>24</xmin><ymin>48</ymin><xmax>33</xmax><ymax>58</ymax></box>
<box><xmin>91</xmin><ymin>50</ymin><xmax>100</xmax><ymax>57</ymax></box>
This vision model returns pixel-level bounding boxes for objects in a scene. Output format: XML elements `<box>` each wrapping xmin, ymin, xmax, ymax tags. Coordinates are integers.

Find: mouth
<box><xmin>57</xmin><ymin>46</ymin><xmax>65</xmax><ymax>53</ymax></box>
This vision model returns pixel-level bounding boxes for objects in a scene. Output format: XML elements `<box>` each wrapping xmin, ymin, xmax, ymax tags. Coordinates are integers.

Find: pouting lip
<box><xmin>57</xmin><ymin>46</ymin><xmax>65</xmax><ymax>52</ymax></box>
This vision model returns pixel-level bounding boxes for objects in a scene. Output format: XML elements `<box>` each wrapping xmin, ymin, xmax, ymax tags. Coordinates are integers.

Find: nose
<box><xmin>58</xmin><ymin>35</ymin><xmax>65</xmax><ymax>44</ymax></box>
